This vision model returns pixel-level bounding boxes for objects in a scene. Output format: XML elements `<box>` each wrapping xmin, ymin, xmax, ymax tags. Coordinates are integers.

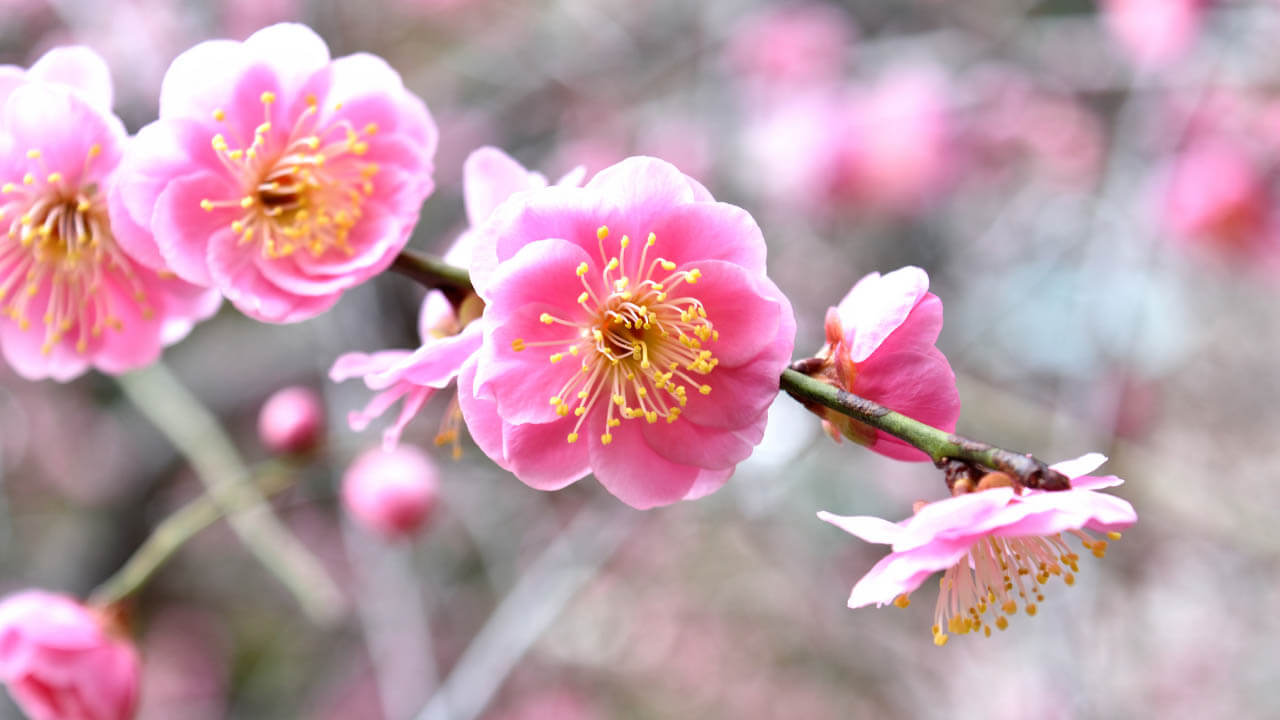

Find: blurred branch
<box><xmin>116</xmin><ymin>363</ymin><xmax>345</xmax><ymax>624</ymax></box>
<box><xmin>414</xmin><ymin>493</ymin><xmax>638</xmax><ymax>720</ymax></box>
<box><xmin>780</xmin><ymin>367</ymin><xmax>1069</xmax><ymax>491</ymax></box>
<box><xmin>88</xmin><ymin>463</ymin><xmax>296</xmax><ymax>607</ymax></box>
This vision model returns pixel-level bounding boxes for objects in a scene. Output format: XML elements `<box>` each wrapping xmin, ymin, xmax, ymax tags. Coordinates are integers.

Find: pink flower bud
<box><xmin>257</xmin><ymin>386</ymin><xmax>325</xmax><ymax>454</ymax></box>
<box><xmin>0</xmin><ymin>591</ymin><xmax>140</xmax><ymax>720</ymax></box>
<box><xmin>341</xmin><ymin>445</ymin><xmax>439</xmax><ymax>538</ymax></box>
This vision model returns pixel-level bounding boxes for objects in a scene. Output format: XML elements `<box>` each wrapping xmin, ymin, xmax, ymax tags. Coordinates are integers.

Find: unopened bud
<box><xmin>258</xmin><ymin>386</ymin><xmax>324</xmax><ymax>454</ymax></box>
<box><xmin>342</xmin><ymin>445</ymin><xmax>439</xmax><ymax>539</ymax></box>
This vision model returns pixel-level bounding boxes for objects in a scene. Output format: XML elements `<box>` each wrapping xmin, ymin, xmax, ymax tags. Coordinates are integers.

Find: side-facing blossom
<box><xmin>818</xmin><ymin>454</ymin><xmax>1138</xmax><ymax>645</ymax></box>
<box><xmin>812</xmin><ymin>266</ymin><xmax>959</xmax><ymax>461</ymax></box>
<box><xmin>0</xmin><ymin>590</ymin><xmax>140</xmax><ymax>720</ymax></box>
<box><xmin>0</xmin><ymin>47</ymin><xmax>219</xmax><ymax>380</ymax></box>
<box><xmin>459</xmin><ymin>156</ymin><xmax>797</xmax><ymax>509</ymax></box>
<box><xmin>330</xmin><ymin>146</ymin><xmax>583</xmax><ymax>450</ymax></box>
<box><xmin>342</xmin><ymin>444</ymin><xmax>439</xmax><ymax>538</ymax></box>
<box><xmin>110</xmin><ymin>23</ymin><xmax>437</xmax><ymax>323</ymax></box>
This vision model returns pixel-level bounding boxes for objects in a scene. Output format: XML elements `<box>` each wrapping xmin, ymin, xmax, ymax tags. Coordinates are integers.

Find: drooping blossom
<box><xmin>330</xmin><ymin>146</ymin><xmax>582</xmax><ymax>451</ymax></box>
<box><xmin>1101</xmin><ymin>0</ymin><xmax>1204</xmax><ymax>69</ymax></box>
<box><xmin>0</xmin><ymin>48</ymin><xmax>219</xmax><ymax>381</ymax></box>
<box><xmin>818</xmin><ymin>453</ymin><xmax>1138</xmax><ymax>646</ymax></box>
<box><xmin>342</xmin><ymin>444</ymin><xmax>439</xmax><ymax>538</ymax></box>
<box><xmin>0</xmin><ymin>590</ymin><xmax>140</xmax><ymax>720</ymax></box>
<box><xmin>257</xmin><ymin>385</ymin><xmax>324</xmax><ymax>453</ymax></box>
<box><xmin>110</xmin><ymin>23</ymin><xmax>438</xmax><ymax>323</ymax></box>
<box><xmin>809</xmin><ymin>266</ymin><xmax>959</xmax><ymax>461</ymax></box>
<box><xmin>459</xmin><ymin>156</ymin><xmax>796</xmax><ymax>509</ymax></box>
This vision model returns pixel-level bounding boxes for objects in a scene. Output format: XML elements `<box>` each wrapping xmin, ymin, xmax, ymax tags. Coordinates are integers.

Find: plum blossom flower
<box><xmin>818</xmin><ymin>453</ymin><xmax>1138</xmax><ymax>646</ymax></box>
<box><xmin>110</xmin><ymin>23</ymin><xmax>437</xmax><ymax>323</ymax></box>
<box><xmin>810</xmin><ymin>266</ymin><xmax>959</xmax><ymax>461</ymax></box>
<box><xmin>0</xmin><ymin>590</ymin><xmax>140</xmax><ymax>720</ymax></box>
<box><xmin>330</xmin><ymin>147</ymin><xmax>583</xmax><ymax>452</ymax></box>
<box><xmin>459</xmin><ymin>156</ymin><xmax>796</xmax><ymax>509</ymax></box>
<box><xmin>0</xmin><ymin>48</ymin><xmax>218</xmax><ymax>380</ymax></box>
<box><xmin>342</xmin><ymin>444</ymin><xmax>439</xmax><ymax>538</ymax></box>
<box><xmin>1162</xmin><ymin>139</ymin><xmax>1268</xmax><ymax>252</ymax></box>
<box><xmin>257</xmin><ymin>385</ymin><xmax>324</xmax><ymax>453</ymax></box>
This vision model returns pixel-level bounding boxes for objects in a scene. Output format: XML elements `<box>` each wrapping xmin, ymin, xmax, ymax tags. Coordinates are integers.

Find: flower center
<box><xmin>0</xmin><ymin>145</ymin><xmax>151</xmax><ymax>354</ymax></box>
<box><xmin>894</xmin><ymin>526</ymin><xmax>1121</xmax><ymax>646</ymax></box>
<box><xmin>200</xmin><ymin>91</ymin><xmax>381</xmax><ymax>260</ymax></box>
<box><xmin>510</xmin><ymin>226</ymin><xmax>720</xmax><ymax>446</ymax></box>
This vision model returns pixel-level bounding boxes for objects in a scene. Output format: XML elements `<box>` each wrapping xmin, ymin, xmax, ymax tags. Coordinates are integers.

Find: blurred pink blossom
<box><xmin>724</xmin><ymin>2</ymin><xmax>854</xmax><ymax>99</ymax></box>
<box><xmin>811</xmin><ymin>266</ymin><xmax>959</xmax><ymax>461</ymax></box>
<box><xmin>257</xmin><ymin>385</ymin><xmax>325</xmax><ymax>453</ymax></box>
<box><xmin>0</xmin><ymin>48</ymin><xmax>219</xmax><ymax>381</ymax></box>
<box><xmin>111</xmin><ymin>23</ymin><xmax>438</xmax><ymax>323</ymax></box>
<box><xmin>1162</xmin><ymin>139</ymin><xmax>1268</xmax><ymax>252</ymax></box>
<box><xmin>1101</xmin><ymin>0</ymin><xmax>1204</xmax><ymax>69</ymax></box>
<box><xmin>330</xmin><ymin>147</ymin><xmax>581</xmax><ymax>450</ymax></box>
<box><xmin>459</xmin><ymin>156</ymin><xmax>796</xmax><ymax>508</ymax></box>
<box><xmin>342</xmin><ymin>444</ymin><xmax>440</xmax><ymax>538</ymax></box>
<box><xmin>0</xmin><ymin>591</ymin><xmax>139</xmax><ymax>720</ymax></box>
<box><xmin>819</xmin><ymin>453</ymin><xmax>1137</xmax><ymax>645</ymax></box>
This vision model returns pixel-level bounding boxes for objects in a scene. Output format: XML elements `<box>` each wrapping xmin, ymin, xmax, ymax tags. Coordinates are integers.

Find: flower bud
<box><xmin>341</xmin><ymin>445</ymin><xmax>439</xmax><ymax>538</ymax></box>
<box><xmin>0</xmin><ymin>591</ymin><xmax>140</xmax><ymax>720</ymax></box>
<box><xmin>258</xmin><ymin>386</ymin><xmax>325</xmax><ymax>454</ymax></box>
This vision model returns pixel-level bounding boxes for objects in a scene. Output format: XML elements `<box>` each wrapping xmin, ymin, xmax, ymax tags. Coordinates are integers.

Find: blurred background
<box><xmin>2</xmin><ymin>0</ymin><xmax>1279</xmax><ymax>717</ymax></box>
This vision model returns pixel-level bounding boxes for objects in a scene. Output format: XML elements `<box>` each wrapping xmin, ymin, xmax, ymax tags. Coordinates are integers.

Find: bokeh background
<box><xmin>3</xmin><ymin>0</ymin><xmax>1279</xmax><ymax>718</ymax></box>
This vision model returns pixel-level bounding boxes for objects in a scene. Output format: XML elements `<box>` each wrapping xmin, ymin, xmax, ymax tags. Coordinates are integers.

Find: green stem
<box><xmin>389</xmin><ymin>250</ymin><xmax>1070</xmax><ymax>490</ymax></box>
<box><xmin>779</xmin><ymin>368</ymin><xmax>1069</xmax><ymax>490</ymax></box>
<box><xmin>90</xmin><ymin>465</ymin><xmax>296</xmax><ymax>607</ymax></box>
<box><xmin>117</xmin><ymin>363</ymin><xmax>345</xmax><ymax>623</ymax></box>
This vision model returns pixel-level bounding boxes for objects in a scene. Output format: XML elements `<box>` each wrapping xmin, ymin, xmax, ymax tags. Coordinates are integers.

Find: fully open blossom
<box><xmin>342</xmin><ymin>444</ymin><xmax>439</xmax><ymax>538</ymax></box>
<box><xmin>110</xmin><ymin>23</ymin><xmax>437</xmax><ymax>323</ymax></box>
<box><xmin>459</xmin><ymin>156</ymin><xmax>796</xmax><ymax>509</ymax></box>
<box><xmin>811</xmin><ymin>266</ymin><xmax>959</xmax><ymax>461</ymax></box>
<box><xmin>0</xmin><ymin>590</ymin><xmax>140</xmax><ymax>720</ymax></box>
<box><xmin>819</xmin><ymin>453</ymin><xmax>1138</xmax><ymax>645</ymax></box>
<box><xmin>330</xmin><ymin>147</ymin><xmax>582</xmax><ymax>450</ymax></box>
<box><xmin>0</xmin><ymin>48</ymin><xmax>218</xmax><ymax>380</ymax></box>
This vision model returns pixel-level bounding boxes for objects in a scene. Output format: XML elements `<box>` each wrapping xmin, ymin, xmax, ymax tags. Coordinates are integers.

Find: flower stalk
<box><xmin>390</xmin><ymin>249</ymin><xmax>1071</xmax><ymax>492</ymax></box>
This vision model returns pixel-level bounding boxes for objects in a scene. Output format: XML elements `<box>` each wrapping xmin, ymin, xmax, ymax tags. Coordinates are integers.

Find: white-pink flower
<box><xmin>0</xmin><ymin>47</ymin><xmax>219</xmax><ymax>381</ymax></box>
<box><xmin>459</xmin><ymin>156</ymin><xmax>796</xmax><ymax>509</ymax></box>
<box><xmin>0</xmin><ymin>590</ymin><xmax>140</xmax><ymax>720</ymax></box>
<box><xmin>110</xmin><ymin>23</ymin><xmax>437</xmax><ymax>323</ymax></box>
<box><xmin>813</xmin><ymin>266</ymin><xmax>959</xmax><ymax>461</ymax></box>
<box><xmin>819</xmin><ymin>453</ymin><xmax>1137</xmax><ymax>645</ymax></box>
<box><xmin>330</xmin><ymin>147</ymin><xmax>581</xmax><ymax>450</ymax></box>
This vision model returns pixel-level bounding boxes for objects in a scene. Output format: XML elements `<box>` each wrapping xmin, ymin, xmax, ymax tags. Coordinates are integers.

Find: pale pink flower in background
<box><xmin>459</xmin><ymin>156</ymin><xmax>796</xmax><ymax>509</ymax></box>
<box><xmin>1101</xmin><ymin>0</ymin><xmax>1204</xmax><ymax>69</ymax></box>
<box><xmin>819</xmin><ymin>453</ymin><xmax>1137</xmax><ymax>645</ymax></box>
<box><xmin>330</xmin><ymin>146</ymin><xmax>582</xmax><ymax>450</ymax></box>
<box><xmin>724</xmin><ymin>2</ymin><xmax>854</xmax><ymax>98</ymax></box>
<box><xmin>0</xmin><ymin>49</ymin><xmax>219</xmax><ymax>381</ymax></box>
<box><xmin>110</xmin><ymin>23</ymin><xmax>438</xmax><ymax>323</ymax></box>
<box><xmin>257</xmin><ymin>384</ymin><xmax>324</xmax><ymax>453</ymax></box>
<box><xmin>1162</xmin><ymin>139</ymin><xmax>1268</xmax><ymax>252</ymax></box>
<box><xmin>813</xmin><ymin>266</ymin><xmax>959</xmax><ymax>461</ymax></box>
<box><xmin>0</xmin><ymin>590</ymin><xmax>140</xmax><ymax>720</ymax></box>
<box><xmin>342</xmin><ymin>444</ymin><xmax>440</xmax><ymax>538</ymax></box>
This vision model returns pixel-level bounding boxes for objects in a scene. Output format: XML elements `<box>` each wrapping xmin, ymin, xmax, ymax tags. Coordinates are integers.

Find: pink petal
<box><xmin>639</xmin><ymin>414</ymin><xmax>765</xmax><ymax>471</ymax></box>
<box><xmin>587</xmin><ymin>419</ymin><xmax>700</xmax><ymax>509</ymax></box>
<box><xmin>158</xmin><ymin>39</ymin><xmax>246</xmax><ymax>119</ymax></box>
<box><xmin>27</xmin><ymin>46</ymin><xmax>114</xmax><ymax>113</ymax></box>
<box><xmin>853</xmin><ymin>347</ymin><xmax>959</xmax><ymax>460</ymax></box>
<box><xmin>846</xmin><ymin>540</ymin><xmax>971</xmax><ymax>608</ymax></box>
<box><xmin>150</xmin><ymin>171</ymin><xmax>238</xmax><ymax>286</ymax></box>
<box><xmin>456</xmin><ymin>356</ymin><xmax>512</xmax><ymax>472</ymax></box>
<box><xmin>816</xmin><ymin>511</ymin><xmax>905</xmax><ymax>546</ymax></box>
<box><xmin>2</xmin><ymin>84</ymin><xmax>125</xmax><ymax>185</ymax></box>
<box><xmin>206</xmin><ymin>227</ymin><xmax>339</xmax><ymax>322</ymax></box>
<box><xmin>329</xmin><ymin>350</ymin><xmax>413</xmax><ymax>383</ymax></box>
<box><xmin>501</xmin><ymin>419</ymin><xmax>591</xmax><ymax>491</ymax></box>
<box><xmin>646</xmin><ymin>201</ymin><xmax>768</xmax><ymax>275</ymax></box>
<box><xmin>836</xmin><ymin>266</ymin><xmax>931</xmax><ymax>363</ymax></box>
<box><xmin>241</xmin><ymin>23</ymin><xmax>331</xmax><ymax>93</ymax></box>
<box><xmin>674</xmin><ymin>259</ymin><xmax>781</xmax><ymax>367</ymax></box>
<box><xmin>463</xmin><ymin>146</ymin><xmax>546</xmax><ymax>227</ymax></box>
<box><xmin>682</xmin><ymin>467</ymin><xmax>733</xmax><ymax>501</ymax></box>
<box><xmin>1051</xmin><ymin>452</ymin><xmax>1109</xmax><ymax>479</ymax></box>
<box><xmin>477</xmin><ymin>304</ymin><xmax>584</xmax><ymax>425</ymax></box>
<box><xmin>384</xmin><ymin>322</ymin><xmax>483</xmax><ymax>388</ymax></box>
<box><xmin>583</xmin><ymin>156</ymin><xmax>703</xmax><ymax>230</ymax></box>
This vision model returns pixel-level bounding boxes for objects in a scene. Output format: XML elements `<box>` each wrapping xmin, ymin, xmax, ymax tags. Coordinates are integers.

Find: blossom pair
<box><xmin>0</xmin><ymin>23</ymin><xmax>439</xmax><ymax>380</ymax></box>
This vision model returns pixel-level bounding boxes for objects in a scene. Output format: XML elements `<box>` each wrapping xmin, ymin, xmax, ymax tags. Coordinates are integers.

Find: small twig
<box><xmin>391</xmin><ymin>248</ymin><xmax>474</xmax><ymax>305</ymax></box>
<box><xmin>780</xmin><ymin>368</ymin><xmax>1069</xmax><ymax>491</ymax></box>
<box><xmin>117</xmin><ymin>363</ymin><xmax>345</xmax><ymax>624</ymax></box>
<box><xmin>89</xmin><ymin>464</ymin><xmax>296</xmax><ymax>607</ymax></box>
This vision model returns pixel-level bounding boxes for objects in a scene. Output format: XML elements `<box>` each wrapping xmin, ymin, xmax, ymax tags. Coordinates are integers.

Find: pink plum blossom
<box><xmin>110</xmin><ymin>23</ymin><xmax>438</xmax><ymax>323</ymax></box>
<box><xmin>1162</xmin><ymin>139</ymin><xmax>1268</xmax><ymax>252</ymax></box>
<box><xmin>724</xmin><ymin>2</ymin><xmax>854</xmax><ymax>99</ymax></box>
<box><xmin>0</xmin><ymin>48</ymin><xmax>219</xmax><ymax>381</ymax></box>
<box><xmin>459</xmin><ymin>156</ymin><xmax>796</xmax><ymax>509</ymax></box>
<box><xmin>811</xmin><ymin>266</ymin><xmax>959</xmax><ymax>461</ymax></box>
<box><xmin>342</xmin><ymin>444</ymin><xmax>440</xmax><ymax>538</ymax></box>
<box><xmin>330</xmin><ymin>146</ymin><xmax>582</xmax><ymax>451</ymax></box>
<box><xmin>257</xmin><ymin>385</ymin><xmax>324</xmax><ymax>453</ymax></box>
<box><xmin>818</xmin><ymin>453</ymin><xmax>1138</xmax><ymax>645</ymax></box>
<box><xmin>0</xmin><ymin>590</ymin><xmax>140</xmax><ymax>720</ymax></box>
<box><xmin>1101</xmin><ymin>0</ymin><xmax>1204</xmax><ymax>69</ymax></box>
